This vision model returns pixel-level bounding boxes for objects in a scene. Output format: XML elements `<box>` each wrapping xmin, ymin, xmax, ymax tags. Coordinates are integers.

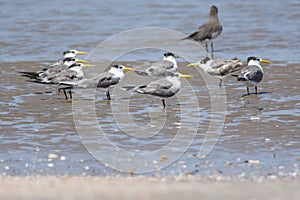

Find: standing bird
<box><xmin>19</xmin><ymin>57</ymin><xmax>89</xmax><ymax>80</ymax></box>
<box><xmin>35</xmin><ymin>63</ymin><xmax>95</xmax><ymax>84</ymax></box>
<box><xmin>237</xmin><ymin>56</ymin><xmax>272</xmax><ymax>95</ymax></box>
<box><xmin>182</xmin><ymin>5</ymin><xmax>222</xmax><ymax>56</ymax></box>
<box><xmin>188</xmin><ymin>57</ymin><xmax>244</xmax><ymax>87</ymax></box>
<box><xmin>45</xmin><ymin>49</ymin><xmax>88</xmax><ymax>69</ymax></box>
<box><xmin>128</xmin><ymin>72</ymin><xmax>193</xmax><ymax>109</ymax></box>
<box><xmin>135</xmin><ymin>52</ymin><xmax>180</xmax><ymax>77</ymax></box>
<box><xmin>59</xmin><ymin>64</ymin><xmax>136</xmax><ymax>100</ymax></box>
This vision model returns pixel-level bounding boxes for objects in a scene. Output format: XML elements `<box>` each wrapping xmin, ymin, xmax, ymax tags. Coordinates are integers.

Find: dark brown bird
<box><xmin>182</xmin><ymin>5</ymin><xmax>222</xmax><ymax>55</ymax></box>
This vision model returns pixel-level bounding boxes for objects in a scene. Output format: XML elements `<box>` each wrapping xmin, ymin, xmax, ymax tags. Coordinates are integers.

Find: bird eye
<box><xmin>71</xmin><ymin>51</ymin><xmax>75</xmax><ymax>54</ymax></box>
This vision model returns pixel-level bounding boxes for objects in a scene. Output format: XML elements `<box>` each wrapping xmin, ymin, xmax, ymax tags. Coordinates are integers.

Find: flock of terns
<box><xmin>20</xmin><ymin>5</ymin><xmax>272</xmax><ymax>109</ymax></box>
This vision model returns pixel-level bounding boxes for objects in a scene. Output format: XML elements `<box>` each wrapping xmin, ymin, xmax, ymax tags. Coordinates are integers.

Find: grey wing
<box><xmin>189</xmin><ymin>23</ymin><xmax>214</xmax><ymax>41</ymax></box>
<box><xmin>145</xmin><ymin>61</ymin><xmax>175</xmax><ymax>76</ymax></box>
<box><xmin>211</xmin><ymin>23</ymin><xmax>222</xmax><ymax>39</ymax></box>
<box><xmin>238</xmin><ymin>66</ymin><xmax>263</xmax><ymax>82</ymax></box>
<box><xmin>97</xmin><ymin>72</ymin><xmax>121</xmax><ymax>88</ymax></box>
<box><xmin>52</xmin><ymin>71</ymin><xmax>79</xmax><ymax>83</ymax></box>
<box><xmin>208</xmin><ymin>59</ymin><xmax>243</xmax><ymax>76</ymax></box>
<box><xmin>210</xmin><ymin>59</ymin><xmax>228</xmax><ymax>69</ymax></box>
<box><xmin>138</xmin><ymin>79</ymin><xmax>175</xmax><ymax>97</ymax></box>
<box><xmin>42</xmin><ymin>65</ymin><xmax>68</xmax><ymax>77</ymax></box>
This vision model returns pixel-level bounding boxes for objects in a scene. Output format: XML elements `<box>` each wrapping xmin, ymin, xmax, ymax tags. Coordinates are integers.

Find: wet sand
<box><xmin>0</xmin><ymin>176</ymin><xmax>299</xmax><ymax>200</ymax></box>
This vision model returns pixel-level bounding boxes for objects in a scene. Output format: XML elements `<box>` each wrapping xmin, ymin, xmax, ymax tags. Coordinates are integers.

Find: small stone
<box><xmin>60</xmin><ymin>156</ymin><xmax>66</xmax><ymax>161</ymax></box>
<box><xmin>250</xmin><ymin>116</ymin><xmax>260</xmax><ymax>120</ymax></box>
<box><xmin>278</xmin><ymin>165</ymin><xmax>285</xmax><ymax>170</ymax></box>
<box><xmin>48</xmin><ymin>163</ymin><xmax>54</xmax><ymax>167</ymax></box>
<box><xmin>160</xmin><ymin>155</ymin><xmax>168</xmax><ymax>162</ymax></box>
<box><xmin>268</xmin><ymin>175</ymin><xmax>277</xmax><ymax>180</ymax></box>
<box><xmin>245</xmin><ymin>160</ymin><xmax>260</xmax><ymax>164</ymax></box>
<box><xmin>265</xmin><ymin>138</ymin><xmax>271</xmax><ymax>142</ymax></box>
<box><xmin>5</xmin><ymin>166</ymin><xmax>10</xmax><ymax>170</ymax></box>
<box><xmin>85</xmin><ymin>166</ymin><xmax>90</xmax><ymax>170</ymax></box>
<box><xmin>48</xmin><ymin>153</ymin><xmax>59</xmax><ymax>159</ymax></box>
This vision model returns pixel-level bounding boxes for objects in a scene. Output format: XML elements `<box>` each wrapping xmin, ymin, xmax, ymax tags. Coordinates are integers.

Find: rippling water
<box><xmin>0</xmin><ymin>0</ymin><xmax>299</xmax><ymax>176</ymax></box>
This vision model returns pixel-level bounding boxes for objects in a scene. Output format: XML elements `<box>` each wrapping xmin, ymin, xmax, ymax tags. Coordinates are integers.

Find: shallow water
<box><xmin>0</xmin><ymin>0</ymin><xmax>299</xmax><ymax>176</ymax></box>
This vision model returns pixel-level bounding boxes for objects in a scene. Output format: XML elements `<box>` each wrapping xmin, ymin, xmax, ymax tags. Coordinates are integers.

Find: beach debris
<box><xmin>48</xmin><ymin>153</ymin><xmax>59</xmax><ymax>159</ymax></box>
<box><xmin>160</xmin><ymin>155</ymin><xmax>168</xmax><ymax>162</ymax></box>
<box><xmin>244</xmin><ymin>160</ymin><xmax>260</xmax><ymax>164</ymax></box>
<box><xmin>60</xmin><ymin>156</ymin><xmax>66</xmax><ymax>161</ymax></box>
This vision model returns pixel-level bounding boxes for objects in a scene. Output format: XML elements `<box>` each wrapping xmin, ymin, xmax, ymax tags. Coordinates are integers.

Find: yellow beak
<box><xmin>124</xmin><ymin>67</ymin><xmax>136</xmax><ymax>71</ymax></box>
<box><xmin>187</xmin><ymin>63</ymin><xmax>200</xmax><ymax>67</ymax></box>
<box><xmin>76</xmin><ymin>59</ymin><xmax>90</xmax><ymax>64</ymax></box>
<box><xmin>76</xmin><ymin>51</ymin><xmax>88</xmax><ymax>55</ymax></box>
<box><xmin>180</xmin><ymin>74</ymin><xmax>193</xmax><ymax>78</ymax></box>
<box><xmin>174</xmin><ymin>55</ymin><xmax>181</xmax><ymax>58</ymax></box>
<box><xmin>260</xmin><ymin>59</ymin><xmax>272</xmax><ymax>64</ymax></box>
<box><xmin>82</xmin><ymin>64</ymin><xmax>95</xmax><ymax>68</ymax></box>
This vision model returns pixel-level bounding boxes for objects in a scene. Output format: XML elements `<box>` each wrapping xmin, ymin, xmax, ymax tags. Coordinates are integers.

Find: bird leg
<box><xmin>255</xmin><ymin>86</ymin><xmax>258</xmax><ymax>94</ymax></box>
<box><xmin>162</xmin><ymin>99</ymin><xmax>166</xmax><ymax>109</ymax></box>
<box><xmin>247</xmin><ymin>87</ymin><xmax>250</xmax><ymax>95</ymax></box>
<box><xmin>211</xmin><ymin>41</ymin><xmax>214</xmax><ymax>58</ymax></box>
<box><xmin>58</xmin><ymin>86</ymin><xmax>73</xmax><ymax>100</ymax></box>
<box><xmin>106</xmin><ymin>90</ymin><xmax>111</xmax><ymax>100</ymax></box>
<box><xmin>219</xmin><ymin>79</ymin><xmax>223</xmax><ymax>87</ymax></box>
<box><xmin>205</xmin><ymin>42</ymin><xmax>208</xmax><ymax>52</ymax></box>
<box><xmin>69</xmin><ymin>89</ymin><xmax>72</xmax><ymax>99</ymax></box>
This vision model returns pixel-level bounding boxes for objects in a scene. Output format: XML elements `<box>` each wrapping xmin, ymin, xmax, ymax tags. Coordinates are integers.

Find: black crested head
<box><xmin>247</xmin><ymin>56</ymin><xmax>259</xmax><ymax>63</ymax></box>
<box><xmin>63</xmin><ymin>50</ymin><xmax>76</xmax><ymax>55</ymax></box>
<box><xmin>164</xmin><ymin>52</ymin><xmax>175</xmax><ymax>57</ymax></box>
<box><xmin>111</xmin><ymin>64</ymin><xmax>123</xmax><ymax>69</ymax></box>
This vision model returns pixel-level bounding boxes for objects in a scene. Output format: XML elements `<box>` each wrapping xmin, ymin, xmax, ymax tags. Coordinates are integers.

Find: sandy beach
<box><xmin>0</xmin><ymin>176</ymin><xmax>299</xmax><ymax>200</ymax></box>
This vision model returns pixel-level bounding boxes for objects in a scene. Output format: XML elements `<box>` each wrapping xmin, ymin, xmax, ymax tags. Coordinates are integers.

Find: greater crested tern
<box><xmin>59</xmin><ymin>64</ymin><xmax>136</xmax><ymax>100</ymax></box>
<box><xmin>128</xmin><ymin>72</ymin><xmax>193</xmax><ymax>109</ymax></box>
<box><xmin>237</xmin><ymin>56</ymin><xmax>272</xmax><ymax>95</ymax></box>
<box><xmin>182</xmin><ymin>5</ymin><xmax>222</xmax><ymax>55</ymax></box>
<box><xmin>35</xmin><ymin>63</ymin><xmax>95</xmax><ymax>84</ymax></box>
<box><xmin>188</xmin><ymin>57</ymin><xmax>243</xmax><ymax>87</ymax></box>
<box><xmin>20</xmin><ymin>57</ymin><xmax>89</xmax><ymax>80</ymax></box>
<box><xmin>47</xmin><ymin>49</ymin><xmax>88</xmax><ymax>69</ymax></box>
<box><xmin>62</xmin><ymin>49</ymin><xmax>88</xmax><ymax>58</ymax></box>
<box><xmin>135</xmin><ymin>52</ymin><xmax>180</xmax><ymax>77</ymax></box>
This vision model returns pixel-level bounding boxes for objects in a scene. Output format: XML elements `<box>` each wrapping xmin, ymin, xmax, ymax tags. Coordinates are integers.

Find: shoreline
<box><xmin>0</xmin><ymin>176</ymin><xmax>299</xmax><ymax>200</ymax></box>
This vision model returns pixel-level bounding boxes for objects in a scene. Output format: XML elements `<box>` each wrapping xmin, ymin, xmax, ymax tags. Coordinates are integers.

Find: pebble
<box><xmin>5</xmin><ymin>166</ymin><xmax>10</xmax><ymax>170</ymax></box>
<box><xmin>268</xmin><ymin>175</ymin><xmax>277</xmax><ymax>179</ymax></box>
<box><xmin>47</xmin><ymin>163</ymin><xmax>54</xmax><ymax>167</ymax></box>
<box><xmin>250</xmin><ymin>116</ymin><xmax>260</xmax><ymax>120</ymax></box>
<box><xmin>245</xmin><ymin>160</ymin><xmax>260</xmax><ymax>164</ymax></box>
<box><xmin>160</xmin><ymin>155</ymin><xmax>168</xmax><ymax>162</ymax></box>
<box><xmin>48</xmin><ymin>153</ymin><xmax>59</xmax><ymax>159</ymax></box>
<box><xmin>60</xmin><ymin>156</ymin><xmax>66</xmax><ymax>161</ymax></box>
<box><xmin>278</xmin><ymin>165</ymin><xmax>285</xmax><ymax>170</ymax></box>
<box><xmin>265</xmin><ymin>138</ymin><xmax>271</xmax><ymax>142</ymax></box>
